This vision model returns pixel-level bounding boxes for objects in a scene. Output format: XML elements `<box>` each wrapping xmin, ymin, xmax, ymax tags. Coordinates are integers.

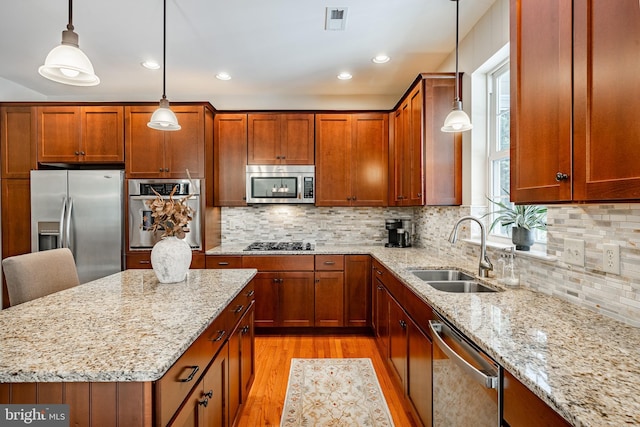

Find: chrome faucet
<box><xmin>448</xmin><ymin>216</ymin><xmax>493</xmax><ymax>278</ymax></box>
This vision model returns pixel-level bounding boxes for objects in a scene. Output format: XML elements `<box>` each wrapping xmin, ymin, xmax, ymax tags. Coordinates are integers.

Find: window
<box><xmin>487</xmin><ymin>62</ymin><xmax>547</xmax><ymax>244</ymax></box>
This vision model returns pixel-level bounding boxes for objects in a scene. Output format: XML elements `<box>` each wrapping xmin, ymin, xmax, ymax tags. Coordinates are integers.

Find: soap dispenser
<box><xmin>499</xmin><ymin>247</ymin><xmax>520</xmax><ymax>288</ymax></box>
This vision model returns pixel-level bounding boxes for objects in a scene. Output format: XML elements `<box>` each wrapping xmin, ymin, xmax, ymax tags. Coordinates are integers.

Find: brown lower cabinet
<box><xmin>126</xmin><ymin>251</ymin><xmax>206</xmax><ymax>270</ymax></box>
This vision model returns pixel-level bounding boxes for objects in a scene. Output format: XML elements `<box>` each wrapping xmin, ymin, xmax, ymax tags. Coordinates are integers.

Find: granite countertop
<box><xmin>0</xmin><ymin>268</ymin><xmax>256</xmax><ymax>383</ymax></box>
<box><xmin>208</xmin><ymin>243</ymin><xmax>640</xmax><ymax>427</ymax></box>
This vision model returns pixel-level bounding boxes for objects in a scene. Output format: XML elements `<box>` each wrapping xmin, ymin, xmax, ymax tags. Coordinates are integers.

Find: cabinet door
<box><xmin>165</xmin><ymin>107</ymin><xmax>205</xmax><ymax>178</ymax></box>
<box><xmin>315</xmin><ymin>114</ymin><xmax>352</xmax><ymax>206</ymax></box>
<box><xmin>37</xmin><ymin>106</ymin><xmax>81</xmax><ymax>163</ymax></box>
<box><xmin>407</xmin><ymin>84</ymin><xmax>426</xmax><ymax>205</ymax></box>
<box><xmin>253</xmin><ymin>272</ymin><xmax>279</xmax><ymax>328</ymax></box>
<box><xmin>388</xmin><ymin>296</ymin><xmax>408</xmax><ymax>389</ymax></box>
<box><xmin>247</xmin><ymin>114</ymin><xmax>280</xmax><ymax>164</ymax></box>
<box><xmin>280</xmin><ymin>114</ymin><xmax>314</xmax><ymax>164</ymax></box>
<box><xmin>373</xmin><ymin>279</ymin><xmax>390</xmax><ymax>358</ymax></box>
<box><xmin>125</xmin><ymin>106</ymin><xmax>166</xmax><ymax>177</ymax></box>
<box><xmin>214</xmin><ymin>114</ymin><xmax>247</xmax><ymax>206</ymax></box>
<box><xmin>314</xmin><ymin>271</ymin><xmax>344</xmax><ymax>327</ymax></box>
<box><xmin>573</xmin><ymin>0</ymin><xmax>640</xmax><ymax>201</ymax></box>
<box><xmin>1</xmin><ymin>179</ymin><xmax>31</xmax><ymax>308</ymax></box>
<box><xmin>81</xmin><ymin>106</ymin><xmax>124</xmax><ymax>163</ymax></box>
<box><xmin>1</xmin><ymin>106</ymin><xmax>37</xmax><ymax>178</ymax></box>
<box><xmin>202</xmin><ymin>344</ymin><xmax>229</xmax><ymax>427</ymax></box>
<box><xmin>344</xmin><ymin>255</ymin><xmax>371</xmax><ymax>327</ymax></box>
<box><xmin>424</xmin><ymin>75</ymin><xmax>462</xmax><ymax>205</ymax></box>
<box><xmin>510</xmin><ymin>0</ymin><xmax>573</xmax><ymax>203</ymax></box>
<box><xmin>389</xmin><ymin>108</ymin><xmax>406</xmax><ymax>205</ymax></box>
<box><xmin>228</xmin><ymin>323</ymin><xmax>241</xmax><ymax>427</ymax></box>
<box><xmin>351</xmin><ymin>113</ymin><xmax>388</xmax><ymax>207</ymax></box>
<box><xmin>279</xmin><ymin>271</ymin><xmax>315</xmax><ymax>327</ymax></box>
<box><xmin>407</xmin><ymin>320</ymin><xmax>432</xmax><ymax>427</ymax></box>
<box><xmin>240</xmin><ymin>304</ymin><xmax>255</xmax><ymax>402</ymax></box>
<box><xmin>503</xmin><ymin>370</ymin><xmax>570</xmax><ymax>426</ymax></box>
<box><xmin>168</xmin><ymin>382</ymin><xmax>205</xmax><ymax>427</ymax></box>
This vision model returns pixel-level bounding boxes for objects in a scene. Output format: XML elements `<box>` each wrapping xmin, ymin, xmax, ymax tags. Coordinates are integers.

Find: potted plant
<box><xmin>484</xmin><ymin>196</ymin><xmax>547</xmax><ymax>251</ymax></box>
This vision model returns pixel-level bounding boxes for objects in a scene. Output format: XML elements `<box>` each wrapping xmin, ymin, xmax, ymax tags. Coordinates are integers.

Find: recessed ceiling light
<box><xmin>372</xmin><ymin>55</ymin><xmax>390</xmax><ymax>64</ymax></box>
<box><xmin>141</xmin><ymin>60</ymin><xmax>160</xmax><ymax>70</ymax></box>
<box><xmin>216</xmin><ymin>72</ymin><xmax>231</xmax><ymax>81</ymax></box>
<box><xmin>337</xmin><ymin>72</ymin><xmax>352</xmax><ymax>80</ymax></box>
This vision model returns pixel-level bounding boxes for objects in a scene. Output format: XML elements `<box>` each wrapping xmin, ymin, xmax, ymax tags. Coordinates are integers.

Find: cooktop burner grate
<box><xmin>244</xmin><ymin>241</ymin><xmax>314</xmax><ymax>251</ymax></box>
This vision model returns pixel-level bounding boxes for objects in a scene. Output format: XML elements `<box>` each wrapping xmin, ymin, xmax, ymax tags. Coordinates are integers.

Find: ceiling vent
<box><xmin>325</xmin><ymin>7</ymin><xmax>348</xmax><ymax>31</ymax></box>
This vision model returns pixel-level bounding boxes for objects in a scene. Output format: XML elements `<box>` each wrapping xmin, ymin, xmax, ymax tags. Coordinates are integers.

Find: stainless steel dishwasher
<box><xmin>429</xmin><ymin>314</ymin><xmax>501</xmax><ymax>426</ymax></box>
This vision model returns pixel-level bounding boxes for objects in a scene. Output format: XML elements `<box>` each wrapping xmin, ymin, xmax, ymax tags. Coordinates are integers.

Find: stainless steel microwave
<box><xmin>246</xmin><ymin>165</ymin><xmax>315</xmax><ymax>204</ymax></box>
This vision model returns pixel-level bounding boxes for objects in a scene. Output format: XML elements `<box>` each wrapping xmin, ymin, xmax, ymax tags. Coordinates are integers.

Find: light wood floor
<box><xmin>236</xmin><ymin>334</ymin><xmax>417</xmax><ymax>427</ymax></box>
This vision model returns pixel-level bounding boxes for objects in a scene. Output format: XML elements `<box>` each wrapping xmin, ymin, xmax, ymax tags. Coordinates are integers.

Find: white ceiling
<box><xmin>0</xmin><ymin>0</ymin><xmax>496</xmax><ymax>110</ymax></box>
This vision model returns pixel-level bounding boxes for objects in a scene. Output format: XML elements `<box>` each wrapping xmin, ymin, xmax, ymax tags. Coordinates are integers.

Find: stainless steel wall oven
<box><xmin>128</xmin><ymin>178</ymin><xmax>202</xmax><ymax>251</ymax></box>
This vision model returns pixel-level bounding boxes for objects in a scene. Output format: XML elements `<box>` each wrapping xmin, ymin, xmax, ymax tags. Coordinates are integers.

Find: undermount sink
<box><xmin>409</xmin><ymin>269</ymin><xmax>499</xmax><ymax>293</ymax></box>
<box><xmin>427</xmin><ymin>280</ymin><xmax>498</xmax><ymax>293</ymax></box>
<box><xmin>410</xmin><ymin>269</ymin><xmax>475</xmax><ymax>282</ymax></box>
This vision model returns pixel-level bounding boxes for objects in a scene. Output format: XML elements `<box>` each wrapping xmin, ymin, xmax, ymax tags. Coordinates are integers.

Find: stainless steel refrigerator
<box><xmin>30</xmin><ymin>170</ymin><xmax>124</xmax><ymax>284</ymax></box>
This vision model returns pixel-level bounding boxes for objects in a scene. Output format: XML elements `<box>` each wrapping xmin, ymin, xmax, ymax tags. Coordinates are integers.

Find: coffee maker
<box><xmin>385</xmin><ymin>219</ymin><xmax>412</xmax><ymax>247</ymax></box>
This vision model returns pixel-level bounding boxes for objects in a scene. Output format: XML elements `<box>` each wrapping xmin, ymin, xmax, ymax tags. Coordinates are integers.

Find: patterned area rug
<box><xmin>280</xmin><ymin>358</ymin><xmax>395</xmax><ymax>427</ymax></box>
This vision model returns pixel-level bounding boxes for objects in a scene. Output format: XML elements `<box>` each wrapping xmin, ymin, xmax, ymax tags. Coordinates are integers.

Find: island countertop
<box><xmin>0</xmin><ymin>268</ymin><xmax>256</xmax><ymax>383</ymax></box>
<box><xmin>208</xmin><ymin>243</ymin><xmax>640</xmax><ymax>427</ymax></box>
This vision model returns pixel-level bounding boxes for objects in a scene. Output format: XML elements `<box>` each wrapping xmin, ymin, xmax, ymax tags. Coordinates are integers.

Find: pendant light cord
<box><xmin>67</xmin><ymin>0</ymin><xmax>74</xmax><ymax>31</ymax></box>
<box><xmin>454</xmin><ymin>0</ymin><xmax>460</xmax><ymax>102</ymax></box>
<box><xmin>162</xmin><ymin>0</ymin><xmax>167</xmax><ymax>100</ymax></box>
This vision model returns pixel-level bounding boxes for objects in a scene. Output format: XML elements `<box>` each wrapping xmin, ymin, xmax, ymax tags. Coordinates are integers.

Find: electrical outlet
<box><xmin>603</xmin><ymin>243</ymin><xmax>620</xmax><ymax>274</ymax></box>
<box><xmin>564</xmin><ymin>238</ymin><xmax>585</xmax><ymax>266</ymax></box>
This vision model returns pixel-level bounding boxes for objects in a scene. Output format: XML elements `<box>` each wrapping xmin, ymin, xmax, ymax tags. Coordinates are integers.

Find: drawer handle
<box><xmin>178</xmin><ymin>365</ymin><xmax>199</xmax><ymax>383</ymax></box>
<box><xmin>323</xmin><ymin>261</ymin><xmax>336</xmax><ymax>265</ymax></box>
<box><xmin>399</xmin><ymin>320</ymin><xmax>407</xmax><ymax>329</ymax></box>
<box><xmin>210</xmin><ymin>330</ymin><xmax>226</xmax><ymax>342</ymax></box>
<box><xmin>233</xmin><ymin>304</ymin><xmax>244</xmax><ymax>314</ymax></box>
<box><xmin>377</xmin><ymin>285</ymin><xmax>384</xmax><ymax>290</ymax></box>
<box><xmin>375</xmin><ymin>269</ymin><xmax>383</xmax><ymax>276</ymax></box>
<box><xmin>218</xmin><ymin>262</ymin><xmax>229</xmax><ymax>266</ymax></box>
<box><xmin>204</xmin><ymin>390</ymin><xmax>213</xmax><ymax>398</ymax></box>
<box><xmin>139</xmin><ymin>260</ymin><xmax>151</xmax><ymax>264</ymax></box>
<box><xmin>198</xmin><ymin>398</ymin><xmax>208</xmax><ymax>407</ymax></box>
<box><xmin>246</xmin><ymin>289</ymin><xmax>255</xmax><ymax>297</ymax></box>
<box><xmin>241</xmin><ymin>325</ymin><xmax>250</xmax><ymax>334</ymax></box>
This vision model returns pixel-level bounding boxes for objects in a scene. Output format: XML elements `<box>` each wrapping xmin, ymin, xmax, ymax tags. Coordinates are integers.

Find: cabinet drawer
<box><xmin>155</xmin><ymin>311</ymin><xmax>228</xmax><ymax>426</ymax></box>
<box><xmin>242</xmin><ymin>255</ymin><xmax>314</xmax><ymax>271</ymax></box>
<box><xmin>206</xmin><ymin>255</ymin><xmax>243</xmax><ymax>269</ymax></box>
<box><xmin>227</xmin><ymin>282</ymin><xmax>255</xmax><ymax>327</ymax></box>
<box><xmin>315</xmin><ymin>255</ymin><xmax>344</xmax><ymax>271</ymax></box>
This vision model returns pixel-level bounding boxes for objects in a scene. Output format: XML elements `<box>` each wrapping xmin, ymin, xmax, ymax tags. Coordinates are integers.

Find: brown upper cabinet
<box><xmin>1</xmin><ymin>106</ymin><xmax>37</xmax><ymax>178</ymax></box>
<box><xmin>247</xmin><ymin>113</ymin><xmax>314</xmax><ymax>165</ymax></box>
<box><xmin>37</xmin><ymin>106</ymin><xmax>124</xmax><ymax>164</ymax></box>
<box><xmin>389</xmin><ymin>73</ymin><xmax>461</xmax><ymax>207</ymax></box>
<box><xmin>315</xmin><ymin>113</ymin><xmax>388</xmax><ymax>206</ymax></box>
<box><xmin>213</xmin><ymin>113</ymin><xmax>248</xmax><ymax>206</ymax></box>
<box><xmin>511</xmin><ymin>0</ymin><xmax>640</xmax><ymax>203</ymax></box>
<box><xmin>125</xmin><ymin>105</ymin><xmax>208</xmax><ymax>179</ymax></box>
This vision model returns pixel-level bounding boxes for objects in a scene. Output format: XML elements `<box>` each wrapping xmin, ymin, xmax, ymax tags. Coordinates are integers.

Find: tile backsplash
<box><xmin>221</xmin><ymin>204</ymin><xmax>640</xmax><ymax>326</ymax></box>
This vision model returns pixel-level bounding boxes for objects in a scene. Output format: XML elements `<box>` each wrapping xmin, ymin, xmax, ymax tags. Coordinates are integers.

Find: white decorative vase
<box><xmin>151</xmin><ymin>236</ymin><xmax>192</xmax><ymax>283</ymax></box>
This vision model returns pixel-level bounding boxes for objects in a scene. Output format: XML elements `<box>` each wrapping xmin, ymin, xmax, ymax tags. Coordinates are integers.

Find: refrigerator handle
<box><xmin>58</xmin><ymin>197</ymin><xmax>67</xmax><ymax>249</ymax></box>
<box><xmin>65</xmin><ymin>197</ymin><xmax>73</xmax><ymax>253</ymax></box>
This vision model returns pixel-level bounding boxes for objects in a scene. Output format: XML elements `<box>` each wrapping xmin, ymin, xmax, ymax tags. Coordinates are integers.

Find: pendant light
<box><xmin>441</xmin><ymin>0</ymin><xmax>472</xmax><ymax>133</ymax></box>
<box><xmin>38</xmin><ymin>0</ymin><xmax>99</xmax><ymax>86</ymax></box>
<box><xmin>148</xmin><ymin>0</ymin><xmax>181</xmax><ymax>131</ymax></box>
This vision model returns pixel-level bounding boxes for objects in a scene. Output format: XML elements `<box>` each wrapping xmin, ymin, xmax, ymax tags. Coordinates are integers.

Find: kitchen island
<box><xmin>0</xmin><ymin>268</ymin><xmax>257</xmax><ymax>426</ymax></box>
<box><xmin>208</xmin><ymin>243</ymin><xmax>640</xmax><ymax>427</ymax></box>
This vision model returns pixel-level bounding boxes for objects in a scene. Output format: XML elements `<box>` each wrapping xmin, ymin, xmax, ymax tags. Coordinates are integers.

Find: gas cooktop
<box><xmin>243</xmin><ymin>241</ymin><xmax>314</xmax><ymax>251</ymax></box>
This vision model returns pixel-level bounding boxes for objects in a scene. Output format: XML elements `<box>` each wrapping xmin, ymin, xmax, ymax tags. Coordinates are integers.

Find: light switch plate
<box><xmin>564</xmin><ymin>238</ymin><xmax>585</xmax><ymax>266</ymax></box>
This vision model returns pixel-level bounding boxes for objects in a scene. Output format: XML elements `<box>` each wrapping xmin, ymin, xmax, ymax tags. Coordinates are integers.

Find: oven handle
<box><xmin>429</xmin><ymin>320</ymin><xmax>499</xmax><ymax>389</ymax></box>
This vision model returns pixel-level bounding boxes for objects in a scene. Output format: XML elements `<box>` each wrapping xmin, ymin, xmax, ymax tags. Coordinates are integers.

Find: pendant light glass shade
<box><xmin>38</xmin><ymin>2</ymin><xmax>99</xmax><ymax>87</ymax></box>
<box><xmin>442</xmin><ymin>100</ymin><xmax>473</xmax><ymax>132</ymax></box>
<box><xmin>148</xmin><ymin>0</ymin><xmax>180</xmax><ymax>131</ymax></box>
<box><xmin>442</xmin><ymin>0</ymin><xmax>472</xmax><ymax>133</ymax></box>
<box><xmin>148</xmin><ymin>96</ymin><xmax>181</xmax><ymax>131</ymax></box>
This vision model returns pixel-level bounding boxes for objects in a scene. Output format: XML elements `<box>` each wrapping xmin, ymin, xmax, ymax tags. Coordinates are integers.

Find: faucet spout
<box><xmin>448</xmin><ymin>216</ymin><xmax>493</xmax><ymax>278</ymax></box>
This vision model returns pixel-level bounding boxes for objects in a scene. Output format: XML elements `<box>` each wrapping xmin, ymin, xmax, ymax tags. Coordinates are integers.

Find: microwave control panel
<box><xmin>303</xmin><ymin>177</ymin><xmax>314</xmax><ymax>199</ymax></box>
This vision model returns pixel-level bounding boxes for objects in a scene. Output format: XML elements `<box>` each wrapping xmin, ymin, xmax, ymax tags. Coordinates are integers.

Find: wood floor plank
<box><xmin>236</xmin><ymin>334</ymin><xmax>417</xmax><ymax>427</ymax></box>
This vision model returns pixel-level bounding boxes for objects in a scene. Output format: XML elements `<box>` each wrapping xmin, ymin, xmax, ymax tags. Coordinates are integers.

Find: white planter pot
<box><xmin>151</xmin><ymin>236</ymin><xmax>192</xmax><ymax>283</ymax></box>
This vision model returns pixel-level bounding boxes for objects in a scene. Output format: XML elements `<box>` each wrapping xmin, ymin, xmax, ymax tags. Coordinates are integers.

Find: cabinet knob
<box><xmin>164</xmin><ymin>168</ymin><xmax>169</xmax><ymax>172</ymax></box>
<box><xmin>555</xmin><ymin>172</ymin><xmax>569</xmax><ymax>181</ymax></box>
<box><xmin>352</xmin><ymin>196</ymin><xmax>357</xmax><ymax>201</ymax></box>
<box><xmin>417</xmin><ymin>193</ymin><xmax>422</xmax><ymax>197</ymax></box>
<box><xmin>346</xmin><ymin>197</ymin><xmax>351</xmax><ymax>201</ymax></box>
<box><xmin>75</xmin><ymin>151</ymin><xmax>80</xmax><ymax>155</ymax></box>
<box><xmin>204</xmin><ymin>390</ymin><xmax>213</xmax><ymax>398</ymax></box>
<box><xmin>398</xmin><ymin>196</ymin><xmax>404</xmax><ymax>200</ymax></box>
<box><xmin>198</xmin><ymin>398</ymin><xmax>209</xmax><ymax>407</ymax></box>
<box><xmin>80</xmin><ymin>151</ymin><xmax>85</xmax><ymax>155</ymax></box>
<box><xmin>159</xmin><ymin>168</ymin><xmax>163</xmax><ymax>172</ymax></box>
